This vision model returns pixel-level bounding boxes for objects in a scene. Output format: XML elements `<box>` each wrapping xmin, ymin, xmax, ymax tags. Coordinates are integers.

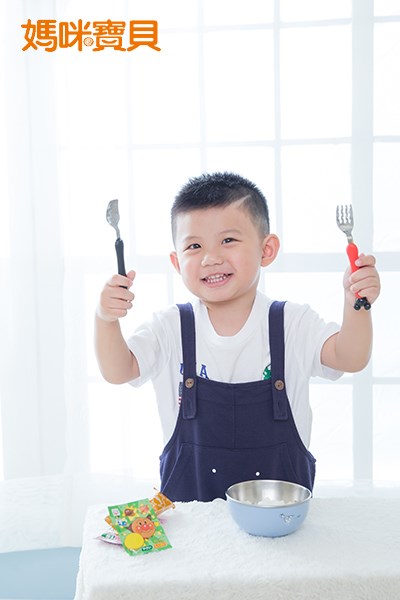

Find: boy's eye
<box><xmin>186</xmin><ymin>243</ymin><xmax>201</xmax><ymax>250</ymax></box>
<box><xmin>222</xmin><ymin>237</ymin><xmax>236</xmax><ymax>244</ymax></box>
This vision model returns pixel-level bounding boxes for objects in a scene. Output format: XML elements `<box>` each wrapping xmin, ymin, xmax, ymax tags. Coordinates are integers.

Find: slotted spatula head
<box><xmin>106</xmin><ymin>199</ymin><xmax>121</xmax><ymax>239</ymax></box>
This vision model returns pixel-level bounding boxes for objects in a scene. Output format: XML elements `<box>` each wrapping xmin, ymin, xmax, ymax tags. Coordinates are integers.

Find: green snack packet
<box><xmin>108</xmin><ymin>498</ymin><xmax>172</xmax><ymax>556</ymax></box>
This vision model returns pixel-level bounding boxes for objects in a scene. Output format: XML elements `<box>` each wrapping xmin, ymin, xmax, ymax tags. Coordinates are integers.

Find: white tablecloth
<box><xmin>74</xmin><ymin>497</ymin><xmax>400</xmax><ymax>600</ymax></box>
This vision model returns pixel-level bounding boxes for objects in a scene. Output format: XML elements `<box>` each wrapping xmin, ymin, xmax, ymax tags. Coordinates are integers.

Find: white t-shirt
<box><xmin>127</xmin><ymin>291</ymin><xmax>342</xmax><ymax>448</ymax></box>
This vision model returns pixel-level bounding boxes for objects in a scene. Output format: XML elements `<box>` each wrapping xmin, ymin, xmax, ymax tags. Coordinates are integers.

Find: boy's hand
<box><xmin>97</xmin><ymin>270</ymin><xmax>136</xmax><ymax>322</ymax></box>
<box><xmin>343</xmin><ymin>254</ymin><xmax>380</xmax><ymax>307</ymax></box>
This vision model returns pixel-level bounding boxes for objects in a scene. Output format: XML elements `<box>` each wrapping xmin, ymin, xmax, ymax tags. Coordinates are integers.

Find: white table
<box><xmin>74</xmin><ymin>497</ymin><xmax>400</xmax><ymax>600</ymax></box>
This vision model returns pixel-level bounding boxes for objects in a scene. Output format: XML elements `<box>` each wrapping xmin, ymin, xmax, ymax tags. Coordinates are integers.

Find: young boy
<box><xmin>95</xmin><ymin>172</ymin><xmax>380</xmax><ymax>502</ymax></box>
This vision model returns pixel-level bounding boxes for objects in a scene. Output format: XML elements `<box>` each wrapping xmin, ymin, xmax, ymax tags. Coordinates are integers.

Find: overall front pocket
<box><xmin>160</xmin><ymin>442</ymin><xmax>302</xmax><ymax>502</ymax></box>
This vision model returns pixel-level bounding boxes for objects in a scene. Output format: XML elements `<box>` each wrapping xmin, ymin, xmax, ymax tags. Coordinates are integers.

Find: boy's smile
<box><xmin>202</xmin><ymin>273</ymin><xmax>232</xmax><ymax>286</ymax></box>
<box><xmin>170</xmin><ymin>201</ymin><xmax>279</xmax><ymax>314</ymax></box>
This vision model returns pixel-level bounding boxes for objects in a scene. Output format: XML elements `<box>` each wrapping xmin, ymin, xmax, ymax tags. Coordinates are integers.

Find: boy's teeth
<box><xmin>205</xmin><ymin>274</ymin><xmax>228</xmax><ymax>283</ymax></box>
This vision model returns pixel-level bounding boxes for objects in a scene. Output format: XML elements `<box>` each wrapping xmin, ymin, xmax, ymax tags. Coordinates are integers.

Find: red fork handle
<box><xmin>346</xmin><ymin>242</ymin><xmax>359</xmax><ymax>275</ymax></box>
<box><xmin>346</xmin><ymin>243</ymin><xmax>371</xmax><ymax>310</ymax></box>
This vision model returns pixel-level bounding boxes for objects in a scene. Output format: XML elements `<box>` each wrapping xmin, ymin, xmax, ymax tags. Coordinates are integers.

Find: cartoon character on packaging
<box><xmin>127</xmin><ymin>516</ymin><xmax>156</xmax><ymax>539</ymax></box>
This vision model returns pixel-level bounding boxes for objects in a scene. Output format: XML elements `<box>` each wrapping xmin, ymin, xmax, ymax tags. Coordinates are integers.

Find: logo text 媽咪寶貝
<box><xmin>21</xmin><ymin>19</ymin><xmax>161</xmax><ymax>52</ymax></box>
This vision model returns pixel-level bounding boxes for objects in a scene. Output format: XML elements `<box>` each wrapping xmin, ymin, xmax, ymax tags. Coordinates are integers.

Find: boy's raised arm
<box><xmin>321</xmin><ymin>254</ymin><xmax>380</xmax><ymax>373</ymax></box>
<box><xmin>94</xmin><ymin>270</ymin><xmax>140</xmax><ymax>384</ymax></box>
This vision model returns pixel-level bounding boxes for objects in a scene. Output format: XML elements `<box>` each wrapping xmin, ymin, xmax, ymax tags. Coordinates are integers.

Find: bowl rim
<box><xmin>225</xmin><ymin>479</ymin><xmax>312</xmax><ymax>508</ymax></box>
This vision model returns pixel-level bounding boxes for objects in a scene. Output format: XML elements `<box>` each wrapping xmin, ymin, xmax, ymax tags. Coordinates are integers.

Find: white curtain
<box><xmin>1</xmin><ymin>0</ymin><xmax>400</xmax><ymax>551</ymax></box>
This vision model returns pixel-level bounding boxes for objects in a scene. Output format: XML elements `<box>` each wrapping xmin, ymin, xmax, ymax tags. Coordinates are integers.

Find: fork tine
<box><xmin>346</xmin><ymin>205</ymin><xmax>353</xmax><ymax>225</ymax></box>
<box><xmin>336</xmin><ymin>204</ymin><xmax>345</xmax><ymax>226</ymax></box>
<box><xmin>349</xmin><ymin>204</ymin><xmax>353</xmax><ymax>225</ymax></box>
<box><xmin>336</xmin><ymin>204</ymin><xmax>354</xmax><ymax>242</ymax></box>
<box><xmin>336</xmin><ymin>204</ymin><xmax>354</xmax><ymax>226</ymax></box>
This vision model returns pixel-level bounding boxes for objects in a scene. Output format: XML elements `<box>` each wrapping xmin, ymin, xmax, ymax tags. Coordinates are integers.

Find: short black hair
<box><xmin>171</xmin><ymin>171</ymin><xmax>270</xmax><ymax>242</ymax></box>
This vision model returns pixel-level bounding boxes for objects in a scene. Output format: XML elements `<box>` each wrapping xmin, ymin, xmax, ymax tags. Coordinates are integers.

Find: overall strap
<box><xmin>177</xmin><ymin>303</ymin><xmax>197</xmax><ymax>419</ymax></box>
<box><xmin>268</xmin><ymin>301</ymin><xmax>289</xmax><ymax>421</ymax></box>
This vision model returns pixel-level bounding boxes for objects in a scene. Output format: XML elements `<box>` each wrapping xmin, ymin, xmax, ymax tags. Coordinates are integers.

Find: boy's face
<box><xmin>170</xmin><ymin>201</ymin><xmax>279</xmax><ymax>309</ymax></box>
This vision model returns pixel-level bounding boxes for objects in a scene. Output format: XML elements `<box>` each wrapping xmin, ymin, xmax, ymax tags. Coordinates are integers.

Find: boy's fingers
<box><xmin>108</xmin><ymin>271</ymin><xmax>135</xmax><ymax>288</ymax></box>
<box><xmin>354</xmin><ymin>254</ymin><xmax>376</xmax><ymax>268</ymax></box>
<box><xmin>101</xmin><ymin>279</ymin><xmax>134</xmax><ymax>304</ymax></box>
<box><xmin>350</xmin><ymin>277</ymin><xmax>379</xmax><ymax>294</ymax></box>
<box><xmin>98</xmin><ymin>271</ymin><xmax>136</xmax><ymax>322</ymax></box>
<box><xmin>349</xmin><ymin>266</ymin><xmax>379</xmax><ymax>285</ymax></box>
<box><xmin>107</xmin><ymin>286</ymin><xmax>135</xmax><ymax>303</ymax></box>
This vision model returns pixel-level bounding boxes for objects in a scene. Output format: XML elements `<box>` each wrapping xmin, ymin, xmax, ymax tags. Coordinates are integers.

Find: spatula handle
<box><xmin>346</xmin><ymin>243</ymin><xmax>371</xmax><ymax>310</ymax></box>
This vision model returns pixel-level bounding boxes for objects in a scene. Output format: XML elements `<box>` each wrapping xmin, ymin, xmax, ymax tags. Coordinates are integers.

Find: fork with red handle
<box><xmin>336</xmin><ymin>204</ymin><xmax>371</xmax><ymax>311</ymax></box>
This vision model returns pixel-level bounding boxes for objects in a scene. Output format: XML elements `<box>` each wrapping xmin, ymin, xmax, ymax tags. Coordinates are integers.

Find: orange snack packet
<box><xmin>150</xmin><ymin>489</ymin><xmax>175</xmax><ymax>516</ymax></box>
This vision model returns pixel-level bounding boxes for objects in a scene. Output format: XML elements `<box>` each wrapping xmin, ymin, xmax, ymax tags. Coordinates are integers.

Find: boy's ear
<box><xmin>169</xmin><ymin>251</ymin><xmax>181</xmax><ymax>274</ymax></box>
<box><xmin>261</xmin><ymin>234</ymin><xmax>280</xmax><ymax>267</ymax></box>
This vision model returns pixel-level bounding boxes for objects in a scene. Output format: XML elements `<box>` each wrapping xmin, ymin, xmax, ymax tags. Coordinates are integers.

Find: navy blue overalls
<box><xmin>160</xmin><ymin>301</ymin><xmax>315</xmax><ymax>502</ymax></box>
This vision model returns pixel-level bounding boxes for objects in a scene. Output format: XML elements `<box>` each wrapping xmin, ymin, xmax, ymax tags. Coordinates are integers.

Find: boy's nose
<box><xmin>201</xmin><ymin>252</ymin><xmax>223</xmax><ymax>267</ymax></box>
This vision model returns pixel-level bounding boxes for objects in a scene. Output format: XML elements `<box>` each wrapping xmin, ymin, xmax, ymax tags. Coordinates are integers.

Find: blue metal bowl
<box><xmin>226</xmin><ymin>479</ymin><xmax>312</xmax><ymax>538</ymax></box>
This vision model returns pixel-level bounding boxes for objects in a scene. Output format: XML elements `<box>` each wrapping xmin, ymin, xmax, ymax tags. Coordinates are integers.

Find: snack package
<box><xmin>149</xmin><ymin>489</ymin><xmax>175</xmax><ymax>516</ymax></box>
<box><xmin>96</xmin><ymin>529</ymin><xmax>123</xmax><ymax>545</ymax></box>
<box><xmin>108</xmin><ymin>499</ymin><xmax>172</xmax><ymax>556</ymax></box>
<box><xmin>104</xmin><ymin>490</ymin><xmax>174</xmax><ymax>529</ymax></box>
